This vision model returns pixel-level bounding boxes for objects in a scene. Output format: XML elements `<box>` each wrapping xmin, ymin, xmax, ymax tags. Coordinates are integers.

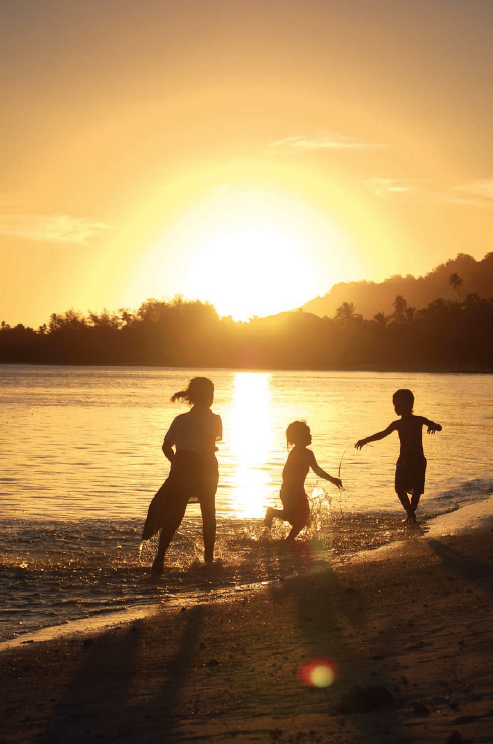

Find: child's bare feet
<box><xmin>402</xmin><ymin>514</ymin><xmax>417</xmax><ymax>527</ymax></box>
<box><xmin>151</xmin><ymin>557</ymin><xmax>164</xmax><ymax>575</ymax></box>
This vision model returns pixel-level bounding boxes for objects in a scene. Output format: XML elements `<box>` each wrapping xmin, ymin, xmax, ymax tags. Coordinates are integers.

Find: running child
<box><xmin>355</xmin><ymin>388</ymin><xmax>442</xmax><ymax>523</ymax></box>
<box><xmin>264</xmin><ymin>421</ymin><xmax>342</xmax><ymax>541</ymax></box>
<box><xmin>142</xmin><ymin>377</ymin><xmax>222</xmax><ymax>574</ymax></box>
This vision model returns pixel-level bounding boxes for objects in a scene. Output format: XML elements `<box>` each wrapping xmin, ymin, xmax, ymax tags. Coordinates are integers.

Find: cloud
<box><xmin>268</xmin><ymin>130</ymin><xmax>385</xmax><ymax>151</ymax></box>
<box><xmin>367</xmin><ymin>178</ymin><xmax>493</xmax><ymax>208</ymax></box>
<box><xmin>366</xmin><ymin>178</ymin><xmax>419</xmax><ymax>198</ymax></box>
<box><xmin>0</xmin><ymin>214</ymin><xmax>110</xmax><ymax>244</ymax></box>
<box><xmin>453</xmin><ymin>179</ymin><xmax>493</xmax><ymax>202</ymax></box>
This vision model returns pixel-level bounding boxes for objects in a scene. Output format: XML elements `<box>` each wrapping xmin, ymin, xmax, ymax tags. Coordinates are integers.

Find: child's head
<box><xmin>286</xmin><ymin>420</ymin><xmax>311</xmax><ymax>447</ymax></box>
<box><xmin>171</xmin><ymin>377</ymin><xmax>214</xmax><ymax>407</ymax></box>
<box><xmin>393</xmin><ymin>388</ymin><xmax>414</xmax><ymax>415</ymax></box>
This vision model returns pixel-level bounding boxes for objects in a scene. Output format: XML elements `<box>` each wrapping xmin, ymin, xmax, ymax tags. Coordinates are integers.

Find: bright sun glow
<box><xmin>183</xmin><ymin>226</ymin><xmax>314</xmax><ymax>320</ymax></box>
<box><xmin>125</xmin><ymin>185</ymin><xmax>354</xmax><ymax>322</ymax></box>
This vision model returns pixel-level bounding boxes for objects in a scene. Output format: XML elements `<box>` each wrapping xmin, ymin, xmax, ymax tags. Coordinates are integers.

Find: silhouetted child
<box><xmin>355</xmin><ymin>388</ymin><xmax>442</xmax><ymax>524</ymax></box>
<box><xmin>264</xmin><ymin>421</ymin><xmax>342</xmax><ymax>541</ymax></box>
<box><xmin>142</xmin><ymin>377</ymin><xmax>222</xmax><ymax>574</ymax></box>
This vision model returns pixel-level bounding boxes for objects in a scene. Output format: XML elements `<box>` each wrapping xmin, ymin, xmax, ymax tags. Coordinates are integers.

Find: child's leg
<box><xmin>264</xmin><ymin>507</ymin><xmax>285</xmax><ymax>528</ymax></box>
<box><xmin>152</xmin><ymin>500</ymin><xmax>188</xmax><ymax>573</ymax></box>
<box><xmin>396</xmin><ymin>491</ymin><xmax>413</xmax><ymax>518</ymax></box>
<box><xmin>409</xmin><ymin>493</ymin><xmax>421</xmax><ymax>520</ymax></box>
<box><xmin>285</xmin><ymin>522</ymin><xmax>304</xmax><ymax>541</ymax></box>
<box><xmin>200</xmin><ymin>502</ymin><xmax>216</xmax><ymax>562</ymax></box>
<box><xmin>285</xmin><ymin>504</ymin><xmax>310</xmax><ymax>541</ymax></box>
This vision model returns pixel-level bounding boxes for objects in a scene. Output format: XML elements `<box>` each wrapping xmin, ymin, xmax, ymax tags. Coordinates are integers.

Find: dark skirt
<box><xmin>142</xmin><ymin>451</ymin><xmax>219</xmax><ymax>541</ymax></box>
<box><xmin>395</xmin><ymin>455</ymin><xmax>427</xmax><ymax>497</ymax></box>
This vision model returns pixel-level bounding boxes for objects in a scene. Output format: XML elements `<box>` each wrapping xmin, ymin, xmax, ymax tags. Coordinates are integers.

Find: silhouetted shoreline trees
<box><xmin>303</xmin><ymin>252</ymin><xmax>493</xmax><ymax>320</ymax></box>
<box><xmin>1</xmin><ymin>289</ymin><xmax>492</xmax><ymax>369</ymax></box>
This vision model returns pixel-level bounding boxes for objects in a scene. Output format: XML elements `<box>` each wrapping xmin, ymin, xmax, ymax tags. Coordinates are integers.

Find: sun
<box><xmin>120</xmin><ymin>182</ymin><xmax>355</xmax><ymax>320</ymax></box>
<box><xmin>183</xmin><ymin>224</ymin><xmax>315</xmax><ymax>320</ymax></box>
<box><xmin>174</xmin><ymin>187</ymin><xmax>346</xmax><ymax>320</ymax></box>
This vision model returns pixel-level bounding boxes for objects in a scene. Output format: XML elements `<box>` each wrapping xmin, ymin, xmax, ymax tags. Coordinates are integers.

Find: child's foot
<box><xmin>151</xmin><ymin>557</ymin><xmax>164</xmax><ymax>575</ymax></box>
<box><xmin>402</xmin><ymin>514</ymin><xmax>417</xmax><ymax>526</ymax></box>
<box><xmin>264</xmin><ymin>507</ymin><xmax>274</xmax><ymax>529</ymax></box>
<box><xmin>204</xmin><ymin>551</ymin><xmax>214</xmax><ymax>564</ymax></box>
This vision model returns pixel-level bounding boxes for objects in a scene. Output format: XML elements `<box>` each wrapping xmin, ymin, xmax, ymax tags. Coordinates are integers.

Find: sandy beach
<box><xmin>2</xmin><ymin>503</ymin><xmax>493</xmax><ymax>744</ymax></box>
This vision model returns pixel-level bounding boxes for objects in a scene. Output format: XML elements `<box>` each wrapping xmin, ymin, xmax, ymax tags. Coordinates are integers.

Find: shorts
<box><xmin>280</xmin><ymin>487</ymin><xmax>311</xmax><ymax>527</ymax></box>
<box><xmin>395</xmin><ymin>456</ymin><xmax>427</xmax><ymax>497</ymax></box>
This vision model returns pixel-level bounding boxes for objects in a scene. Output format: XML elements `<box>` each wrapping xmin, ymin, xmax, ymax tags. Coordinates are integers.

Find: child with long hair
<box><xmin>142</xmin><ymin>377</ymin><xmax>222</xmax><ymax>574</ymax></box>
<box><xmin>264</xmin><ymin>421</ymin><xmax>342</xmax><ymax>541</ymax></box>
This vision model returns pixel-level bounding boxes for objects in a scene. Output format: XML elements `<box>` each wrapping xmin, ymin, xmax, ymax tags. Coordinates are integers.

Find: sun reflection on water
<box><xmin>225</xmin><ymin>372</ymin><xmax>274</xmax><ymax>518</ymax></box>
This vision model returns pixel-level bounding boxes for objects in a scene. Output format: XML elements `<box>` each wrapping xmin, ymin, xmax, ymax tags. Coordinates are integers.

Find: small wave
<box><xmin>434</xmin><ymin>475</ymin><xmax>493</xmax><ymax>511</ymax></box>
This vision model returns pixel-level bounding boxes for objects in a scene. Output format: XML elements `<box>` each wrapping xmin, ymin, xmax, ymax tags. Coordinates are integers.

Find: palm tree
<box><xmin>405</xmin><ymin>306</ymin><xmax>416</xmax><ymax>323</ymax></box>
<box><xmin>373</xmin><ymin>312</ymin><xmax>390</xmax><ymax>329</ymax></box>
<box><xmin>335</xmin><ymin>302</ymin><xmax>356</xmax><ymax>326</ymax></box>
<box><xmin>449</xmin><ymin>273</ymin><xmax>464</xmax><ymax>304</ymax></box>
<box><xmin>392</xmin><ymin>295</ymin><xmax>408</xmax><ymax>323</ymax></box>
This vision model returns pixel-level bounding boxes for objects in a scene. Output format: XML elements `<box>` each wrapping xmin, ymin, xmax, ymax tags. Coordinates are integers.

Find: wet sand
<box><xmin>2</xmin><ymin>503</ymin><xmax>493</xmax><ymax>744</ymax></box>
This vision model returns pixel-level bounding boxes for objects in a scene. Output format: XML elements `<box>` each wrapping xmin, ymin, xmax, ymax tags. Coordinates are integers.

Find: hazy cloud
<box><xmin>269</xmin><ymin>130</ymin><xmax>385</xmax><ymax>151</ymax></box>
<box><xmin>453</xmin><ymin>179</ymin><xmax>493</xmax><ymax>202</ymax></box>
<box><xmin>0</xmin><ymin>214</ymin><xmax>110</xmax><ymax>244</ymax></box>
<box><xmin>368</xmin><ymin>178</ymin><xmax>493</xmax><ymax>208</ymax></box>
<box><xmin>366</xmin><ymin>178</ymin><xmax>418</xmax><ymax>198</ymax></box>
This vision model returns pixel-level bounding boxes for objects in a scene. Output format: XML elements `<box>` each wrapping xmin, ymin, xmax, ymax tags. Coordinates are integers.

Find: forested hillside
<box><xmin>302</xmin><ymin>253</ymin><xmax>493</xmax><ymax>319</ymax></box>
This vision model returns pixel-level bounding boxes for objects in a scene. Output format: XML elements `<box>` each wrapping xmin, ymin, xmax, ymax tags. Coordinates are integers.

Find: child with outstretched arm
<box><xmin>355</xmin><ymin>388</ymin><xmax>442</xmax><ymax>524</ymax></box>
<box><xmin>265</xmin><ymin>420</ymin><xmax>342</xmax><ymax>541</ymax></box>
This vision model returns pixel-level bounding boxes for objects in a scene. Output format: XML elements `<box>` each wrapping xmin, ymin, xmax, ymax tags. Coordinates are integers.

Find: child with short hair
<box><xmin>355</xmin><ymin>388</ymin><xmax>442</xmax><ymax>523</ymax></box>
<box><xmin>265</xmin><ymin>421</ymin><xmax>342</xmax><ymax>541</ymax></box>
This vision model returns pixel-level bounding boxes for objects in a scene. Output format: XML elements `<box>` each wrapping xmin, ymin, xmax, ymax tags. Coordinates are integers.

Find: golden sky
<box><xmin>2</xmin><ymin>0</ymin><xmax>493</xmax><ymax>326</ymax></box>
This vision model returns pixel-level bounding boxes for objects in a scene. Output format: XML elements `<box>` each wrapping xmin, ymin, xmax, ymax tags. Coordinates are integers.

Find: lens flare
<box><xmin>297</xmin><ymin>658</ymin><xmax>337</xmax><ymax>688</ymax></box>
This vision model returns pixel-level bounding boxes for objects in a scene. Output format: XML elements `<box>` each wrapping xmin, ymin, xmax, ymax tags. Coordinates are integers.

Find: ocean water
<box><xmin>1</xmin><ymin>365</ymin><xmax>492</xmax><ymax>643</ymax></box>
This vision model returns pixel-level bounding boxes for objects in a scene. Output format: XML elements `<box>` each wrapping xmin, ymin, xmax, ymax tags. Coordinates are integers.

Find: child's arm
<box><xmin>162</xmin><ymin>440</ymin><xmax>175</xmax><ymax>463</ymax></box>
<box><xmin>309</xmin><ymin>451</ymin><xmax>342</xmax><ymax>489</ymax></box>
<box><xmin>423</xmin><ymin>418</ymin><xmax>442</xmax><ymax>434</ymax></box>
<box><xmin>355</xmin><ymin>422</ymin><xmax>396</xmax><ymax>450</ymax></box>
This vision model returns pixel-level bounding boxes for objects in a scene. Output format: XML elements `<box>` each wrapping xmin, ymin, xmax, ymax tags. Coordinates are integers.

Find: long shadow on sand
<box><xmin>35</xmin><ymin>604</ymin><xmax>208</xmax><ymax>743</ymax></box>
<box><xmin>427</xmin><ymin>537</ymin><xmax>493</xmax><ymax>593</ymax></box>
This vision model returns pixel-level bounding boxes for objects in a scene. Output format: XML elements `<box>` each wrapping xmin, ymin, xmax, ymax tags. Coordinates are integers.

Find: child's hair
<box><xmin>286</xmin><ymin>420</ymin><xmax>310</xmax><ymax>447</ymax></box>
<box><xmin>171</xmin><ymin>377</ymin><xmax>214</xmax><ymax>406</ymax></box>
<box><xmin>393</xmin><ymin>388</ymin><xmax>414</xmax><ymax>411</ymax></box>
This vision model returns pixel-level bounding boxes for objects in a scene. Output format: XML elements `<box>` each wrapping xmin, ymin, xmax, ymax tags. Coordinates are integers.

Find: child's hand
<box><xmin>332</xmin><ymin>477</ymin><xmax>342</xmax><ymax>489</ymax></box>
<box><xmin>427</xmin><ymin>424</ymin><xmax>442</xmax><ymax>434</ymax></box>
<box><xmin>355</xmin><ymin>439</ymin><xmax>367</xmax><ymax>450</ymax></box>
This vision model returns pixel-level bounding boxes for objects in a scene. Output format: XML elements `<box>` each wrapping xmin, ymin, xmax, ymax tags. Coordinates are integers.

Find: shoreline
<box><xmin>1</xmin><ymin>498</ymin><xmax>490</xmax><ymax>654</ymax></box>
<box><xmin>2</xmin><ymin>361</ymin><xmax>492</xmax><ymax>374</ymax></box>
<box><xmin>0</xmin><ymin>496</ymin><xmax>493</xmax><ymax>652</ymax></box>
<box><xmin>2</xmin><ymin>501</ymin><xmax>493</xmax><ymax>742</ymax></box>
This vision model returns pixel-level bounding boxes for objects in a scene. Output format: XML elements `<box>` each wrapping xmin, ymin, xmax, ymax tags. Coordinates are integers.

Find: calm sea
<box><xmin>1</xmin><ymin>365</ymin><xmax>492</xmax><ymax>643</ymax></box>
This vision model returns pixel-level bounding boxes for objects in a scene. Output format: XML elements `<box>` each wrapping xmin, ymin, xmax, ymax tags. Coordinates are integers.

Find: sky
<box><xmin>2</xmin><ymin>0</ymin><xmax>493</xmax><ymax>327</ymax></box>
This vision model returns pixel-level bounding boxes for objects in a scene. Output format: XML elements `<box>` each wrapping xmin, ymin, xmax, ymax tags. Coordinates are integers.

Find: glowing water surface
<box><xmin>1</xmin><ymin>366</ymin><xmax>492</xmax><ymax>642</ymax></box>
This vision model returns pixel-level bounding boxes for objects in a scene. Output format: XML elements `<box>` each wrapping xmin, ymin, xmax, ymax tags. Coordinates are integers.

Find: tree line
<box><xmin>1</xmin><ymin>284</ymin><xmax>492</xmax><ymax>369</ymax></box>
<box><xmin>303</xmin><ymin>252</ymin><xmax>493</xmax><ymax>321</ymax></box>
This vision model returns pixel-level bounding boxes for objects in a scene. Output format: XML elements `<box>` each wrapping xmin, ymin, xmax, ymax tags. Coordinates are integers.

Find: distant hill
<box><xmin>302</xmin><ymin>253</ymin><xmax>493</xmax><ymax>319</ymax></box>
